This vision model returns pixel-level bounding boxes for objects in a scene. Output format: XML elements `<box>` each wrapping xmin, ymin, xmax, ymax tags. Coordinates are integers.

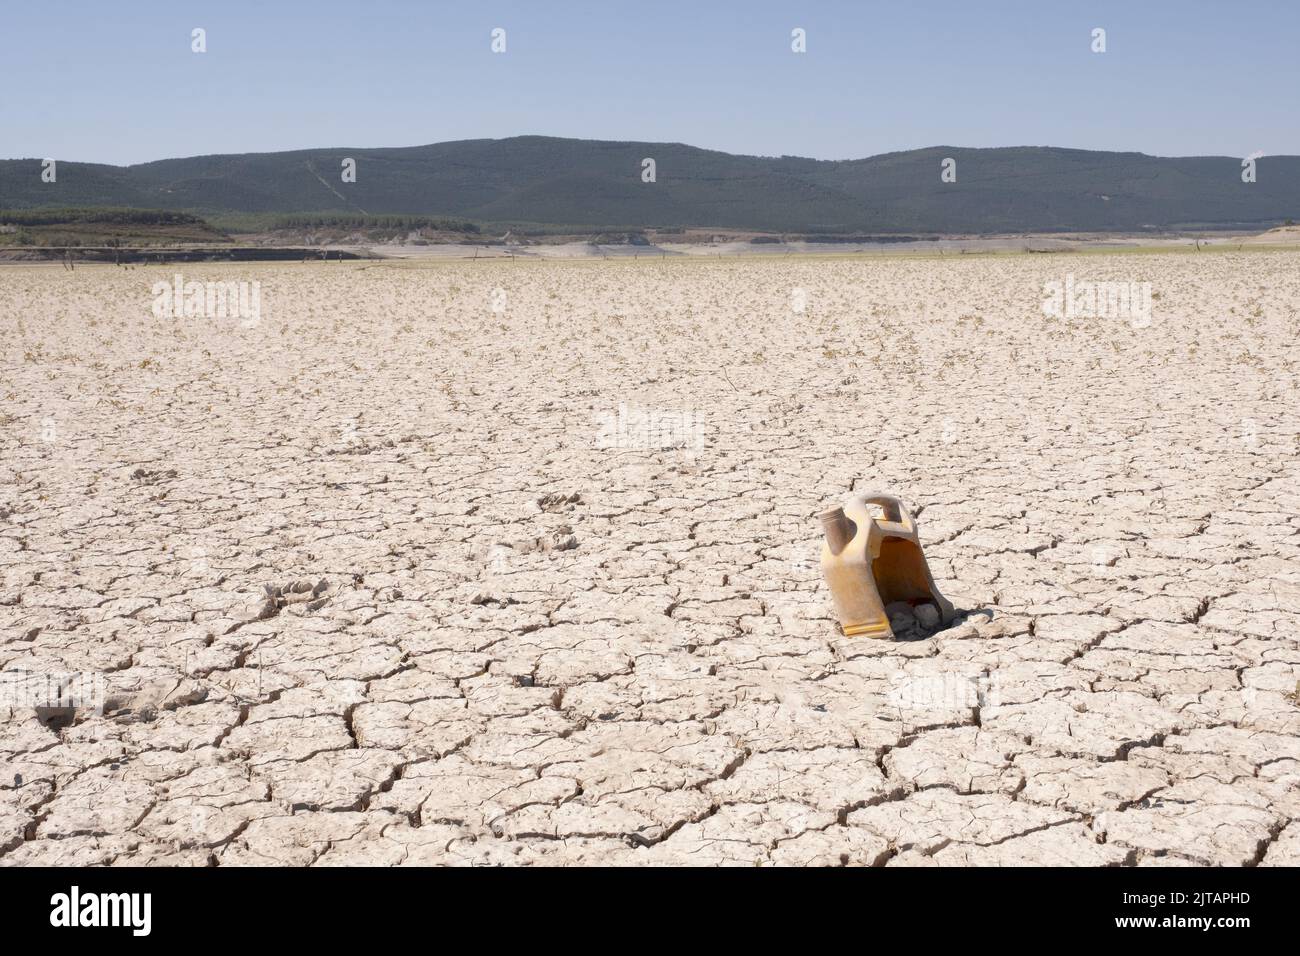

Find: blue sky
<box><xmin>3</xmin><ymin>0</ymin><xmax>1296</xmax><ymax>165</ymax></box>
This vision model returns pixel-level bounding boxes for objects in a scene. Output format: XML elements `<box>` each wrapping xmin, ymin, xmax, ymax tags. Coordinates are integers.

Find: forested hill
<box><xmin>2</xmin><ymin>137</ymin><xmax>1296</xmax><ymax>232</ymax></box>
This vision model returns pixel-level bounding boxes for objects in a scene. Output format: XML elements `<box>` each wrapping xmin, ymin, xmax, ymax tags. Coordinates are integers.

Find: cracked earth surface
<box><xmin>2</xmin><ymin>252</ymin><xmax>1298</xmax><ymax>866</ymax></box>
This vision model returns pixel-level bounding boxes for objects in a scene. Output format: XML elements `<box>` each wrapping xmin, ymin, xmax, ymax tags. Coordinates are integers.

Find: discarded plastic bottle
<box><xmin>819</xmin><ymin>493</ymin><xmax>955</xmax><ymax>638</ymax></box>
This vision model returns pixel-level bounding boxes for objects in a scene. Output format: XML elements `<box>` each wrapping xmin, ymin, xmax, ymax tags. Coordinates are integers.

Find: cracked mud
<box><xmin>2</xmin><ymin>253</ymin><xmax>1298</xmax><ymax>866</ymax></box>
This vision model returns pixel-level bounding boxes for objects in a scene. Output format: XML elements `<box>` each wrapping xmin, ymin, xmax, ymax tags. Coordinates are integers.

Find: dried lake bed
<box><xmin>2</xmin><ymin>251</ymin><xmax>1298</xmax><ymax>865</ymax></box>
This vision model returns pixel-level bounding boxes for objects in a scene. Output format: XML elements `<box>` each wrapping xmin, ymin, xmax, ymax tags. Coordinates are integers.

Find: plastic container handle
<box><xmin>852</xmin><ymin>493</ymin><xmax>904</xmax><ymax>524</ymax></box>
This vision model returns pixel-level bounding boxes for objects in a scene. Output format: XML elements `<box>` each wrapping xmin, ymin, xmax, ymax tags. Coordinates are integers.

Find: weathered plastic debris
<box><xmin>819</xmin><ymin>493</ymin><xmax>955</xmax><ymax>639</ymax></box>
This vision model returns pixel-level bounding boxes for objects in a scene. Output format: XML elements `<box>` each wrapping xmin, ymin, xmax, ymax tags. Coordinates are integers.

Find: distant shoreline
<box><xmin>4</xmin><ymin>230</ymin><xmax>1299</xmax><ymax>264</ymax></box>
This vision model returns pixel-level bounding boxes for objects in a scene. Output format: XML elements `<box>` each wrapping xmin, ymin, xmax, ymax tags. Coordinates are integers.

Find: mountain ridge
<box><xmin>2</xmin><ymin>136</ymin><xmax>1296</xmax><ymax>233</ymax></box>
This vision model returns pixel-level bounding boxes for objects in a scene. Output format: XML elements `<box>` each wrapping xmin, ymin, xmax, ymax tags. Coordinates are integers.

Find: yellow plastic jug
<box><xmin>819</xmin><ymin>493</ymin><xmax>955</xmax><ymax>638</ymax></box>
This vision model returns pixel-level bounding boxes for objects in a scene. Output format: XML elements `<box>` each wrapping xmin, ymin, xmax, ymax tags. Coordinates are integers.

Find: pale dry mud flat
<box><xmin>1</xmin><ymin>251</ymin><xmax>1298</xmax><ymax>867</ymax></box>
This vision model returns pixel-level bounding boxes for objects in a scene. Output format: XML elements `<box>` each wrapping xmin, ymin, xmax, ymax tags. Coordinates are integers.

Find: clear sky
<box><xmin>3</xmin><ymin>0</ymin><xmax>1296</xmax><ymax>166</ymax></box>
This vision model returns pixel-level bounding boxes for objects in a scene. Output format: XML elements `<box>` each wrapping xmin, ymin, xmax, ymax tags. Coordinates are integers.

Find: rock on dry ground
<box><xmin>1</xmin><ymin>252</ymin><xmax>1298</xmax><ymax>866</ymax></box>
